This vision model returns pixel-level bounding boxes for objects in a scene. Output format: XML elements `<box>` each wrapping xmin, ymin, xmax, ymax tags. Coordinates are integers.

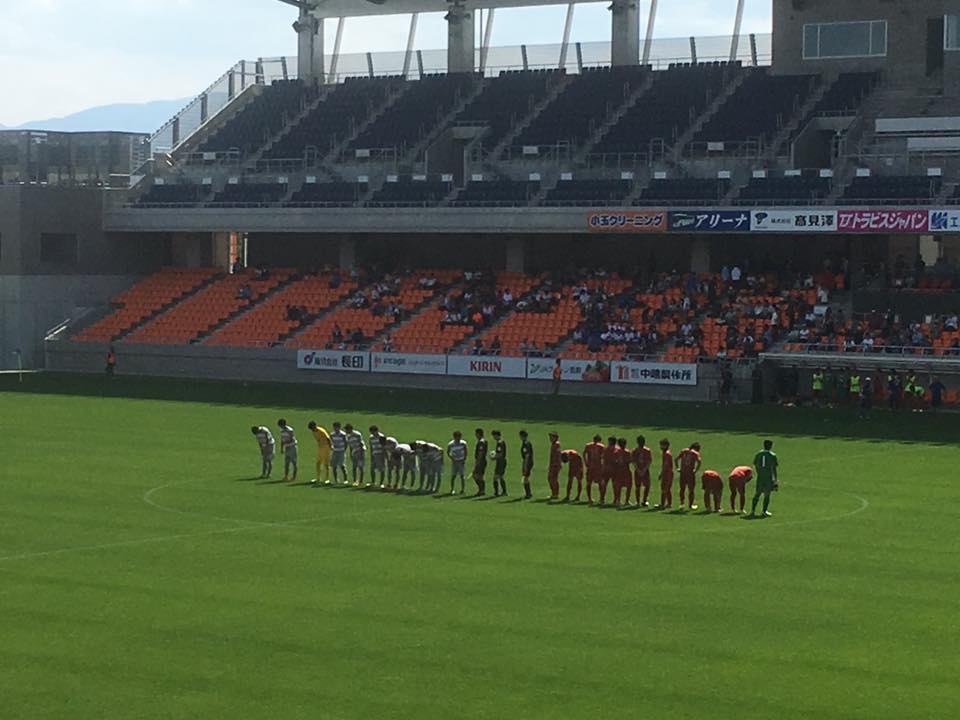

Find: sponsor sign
<box><xmin>929</xmin><ymin>209</ymin><xmax>960</xmax><ymax>232</ymax></box>
<box><xmin>526</xmin><ymin>358</ymin><xmax>612</xmax><ymax>383</ymax></box>
<box><xmin>751</xmin><ymin>209</ymin><xmax>838</xmax><ymax>232</ymax></box>
<box><xmin>447</xmin><ymin>355</ymin><xmax>527</xmax><ymax>379</ymax></box>
<box><xmin>587</xmin><ymin>210</ymin><xmax>667</xmax><ymax>233</ymax></box>
<box><xmin>297</xmin><ymin>350</ymin><xmax>369</xmax><ymax>372</ymax></box>
<box><xmin>669</xmin><ymin>210</ymin><xmax>751</xmax><ymax>233</ymax></box>
<box><xmin>611</xmin><ymin>361</ymin><xmax>698</xmax><ymax>386</ymax></box>
<box><xmin>370</xmin><ymin>352</ymin><xmax>447</xmax><ymax>376</ymax></box>
<box><xmin>837</xmin><ymin>209</ymin><xmax>929</xmax><ymax>233</ymax></box>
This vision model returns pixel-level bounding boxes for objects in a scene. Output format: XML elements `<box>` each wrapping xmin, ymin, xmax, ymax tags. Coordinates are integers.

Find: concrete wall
<box><xmin>772</xmin><ymin>0</ymin><xmax>957</xmax><ymax>86</ymax></box>
<box><xmin>45</xmin><ymin>339</ymin><xmax>732</xmax><ymax>403</ymax></box>
<box><xmin>0</xmin><ymin>275</ymin><xmax>141</xmax><ymax>368</ymax></box>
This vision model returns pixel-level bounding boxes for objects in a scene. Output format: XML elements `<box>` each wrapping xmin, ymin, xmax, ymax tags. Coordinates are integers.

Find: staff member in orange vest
<box><xmin>105</xmin><ymin>346</ymin><xmax>117</xmax><ymax>377</ymax></box>
<box><xmin>552</xmin><ymin>359</ymin><xmax>562</xmax><ymax>395</ymax></box>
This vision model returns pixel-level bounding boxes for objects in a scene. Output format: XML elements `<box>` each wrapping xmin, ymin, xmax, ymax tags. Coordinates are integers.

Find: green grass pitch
<box><xmin>1</xmin><ymin>374</ymin><xmax>958</xmax><ymax>719</ymax></box>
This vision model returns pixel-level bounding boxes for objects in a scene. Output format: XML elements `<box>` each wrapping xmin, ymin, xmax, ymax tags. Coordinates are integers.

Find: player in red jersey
<box><xmin>701</xmin><ymin>469</ymin><xmax>723</xmax><ymax>513</ymax></box>
<box><xmin>546</xmin><ymin>431</ymin><xmax>562</xmax><ymax>500</ymax></box>
<box><xmin>655</xmin><ymin>439</ymin><xmax>674</xmax><ymax>509</ymax></box>
<box><xmin>613</xmin><ymin>438</ymin><xmax>633</xmax><ymax>505</ymax></box>
<box><xmin>728</xmin><ymin>465</ymin><xmax>753</xmax><ymax>514</ymax></box>
<box><xmin>631</xmin><ymin>435</ymin><xmax>653</xmax><ymax>507</ymax></box>
<box><xmin>560</xmin><ymin>449</ymin><xmax>584</xmax><ymax>502</ymax></box>
<box><xmin>675</xmin><ymin>442</ymin><xmax>702</xmax><ymax>510</ymax></box>
<box><xmin>600</xmin><ymin>437</ymin><xmax>618</xmax><ymax>505</ymax></box>
<box><xmin>583</xmin><ymin>435</ymin><xmax>605</xmax><ymax>504</ymax></box>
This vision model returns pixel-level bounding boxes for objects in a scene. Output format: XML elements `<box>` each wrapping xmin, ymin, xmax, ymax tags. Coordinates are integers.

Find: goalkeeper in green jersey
<box><xmin>750</xmin><ymin>440</ymin><xmax>779</xmax><ymax>517</ymax></box>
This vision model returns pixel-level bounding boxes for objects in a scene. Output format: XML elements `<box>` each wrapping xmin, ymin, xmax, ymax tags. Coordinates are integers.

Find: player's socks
<box><xmin>523</xmin><ymin>482</ymin><xmax>532</xmax><ymax>499</ymax></box>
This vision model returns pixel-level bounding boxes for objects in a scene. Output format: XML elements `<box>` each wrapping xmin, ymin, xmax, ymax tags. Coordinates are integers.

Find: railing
<box><xmin>780</xmin><ymin>342</ymin><xmax>958</xmax><ymax>357</ymax></box>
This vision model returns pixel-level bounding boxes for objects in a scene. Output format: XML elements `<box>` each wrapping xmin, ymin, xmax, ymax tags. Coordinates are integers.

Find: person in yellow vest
<box><xmin>849</xmin><ymin>371</ymin><xmax>862</xmax><ymax>404</ymax></box>
<box><xmin>308</xmin><ymin>421</ymin><xmax>332</xmax><ymax>485</ymax></box>
<box><xmin>105</xmin><ymin>346</ymin><xmax>117</xmax><ymax>377</ymax></box>
<box><xmin>811</xmin><ymin>369</ymin><xmax>824</xmax><ymax>405</ymax></box>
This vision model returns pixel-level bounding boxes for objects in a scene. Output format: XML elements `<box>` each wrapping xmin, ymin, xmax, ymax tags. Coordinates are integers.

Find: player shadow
<box><xmin>287</xmin><ymin>481</ymin><xmax>316</xmax><ymax>488</ymax></box>
<box><xmin>234</xmin><ymin>476</ymin><xmax>263</xmax><ymax>482</ymax></box>
<box><xmin>740</xmin><ymin>514</ymin><xmax>766</xmax><ymax>521</ymax></box>
<box><xmin>617</xmin><ymin>504</ymin><xmax>643</xmax><ymax>511</ymax></box>
<box><xmin>257</xmin><ymin>478</ymin><xmax>290</xmax><ymax>485</ymax></box>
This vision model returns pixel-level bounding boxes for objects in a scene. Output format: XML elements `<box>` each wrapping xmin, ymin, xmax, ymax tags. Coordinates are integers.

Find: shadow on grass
<box><xmin>5</xmin><ymin>372</ymin><xmax>960</xmax><ymax>444</ymax></box>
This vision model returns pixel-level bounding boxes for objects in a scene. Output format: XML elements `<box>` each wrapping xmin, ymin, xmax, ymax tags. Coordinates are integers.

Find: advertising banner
<box><xmin>928</xmin><ymin>209</ymin><xmax>960</xmax><ymax>232</ymax></box>
<box><xmin>447</xmin><ymin>355</ymin><xmax>527</xmax><ymax>379</ymax></box>
<box><xmin>837</xmin><ymin>209</ymin><xmax>929</xmax><ymax>233</ymax></box>
<box><xmin>526</xmin><ymin>358</ymin><xmax>612</xmax><ymax>383</ymax></box>
<box><xmin>669</xmin><ymin>210</ymin><xmax>751</xmax><ymax>233</ymax></box>
<box><xmin>610</xmin><ymin>361</ymin><xmax>698</xmax><ymax>386</ymax></box>
<box><xmin>369</xmin><ymin>352</ymin><xmax>447</xmax><ymax>375</ymax></box>
<box><xmin>751</xmin><ymin>209</ymin><xmax>838</xmax><ymax>232</ymax></box>
<box><xmin>297</xmin><ymin>350</ymin><xmax>369</xmax><ymax>372</ymax></box>
<box><xmin>587</xmin><ymin>210</ymin><xmax>667</xmax><ymax>233</ymax></box>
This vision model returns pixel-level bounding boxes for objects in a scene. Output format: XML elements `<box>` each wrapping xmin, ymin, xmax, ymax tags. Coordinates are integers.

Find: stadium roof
<box><xmin>281</xmin><ymin>0</ymin><xmax>603</xmax><ymax>19</ymax></box>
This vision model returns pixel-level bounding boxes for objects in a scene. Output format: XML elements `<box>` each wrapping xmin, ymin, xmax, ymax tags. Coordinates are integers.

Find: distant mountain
<box><xmin>9</xmin><ymin>98</ymin><xmax>192</xmax><ymax>134</ymax></box>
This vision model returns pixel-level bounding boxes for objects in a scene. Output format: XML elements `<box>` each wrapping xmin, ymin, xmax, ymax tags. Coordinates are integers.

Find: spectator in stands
<box><xmin>472</xmin><ymin>339</ymin><xmax>484</xmax><ymax>356</ymax></box>
<box><xmin>350</xmin><ymin>328</ymin><xmax>365</xmax><ymax>346</ymax></box>
<box><xmin>329</xmin><ymin>271</ymin><xmax>342</xmax><ymax>289</ymax></box>
<box><xmin>490</xmin><ymin>337</ymin><xmax>502</xmax><ymax>356</ymax></box>
<box><xmin>419</xmin><ymin>275</ymin><xmax>437</xmax><ymax>289</ymax></box>
<box><xmin>501</xmin><ymin>288</ymin><xmax>513</xmax><ymax>307</ymax></box>
<box><xmin>332</xmin><ymin>324</ymin><xmax>343</xmax><ymax>342</ymax></box>
<box><xmin>945</xmin><ymin>314</ymin><xmax>959</xmax><ymax>332</ymax></box>
<box><xmin>254</xmin><ymin>265</ymin><xmax>270</xmax><ymax>281</ymax></box>
<box><xmin>232</xmin><ymin>259</ymin><xmax>245</xmax><ymax>274</ymax></box>
<box><xmin>382</xmin><ymin>336</ymin><xmax>394</xmax><ymax>353</ymax></box>
<box><xmin>930</xmin><ymin>377</ymin><xmax>946</xmax><ymax>411</ymax></box>
<box><xmin>236</xmin><ymin>284</ymin><xmax>252</xmax><ymax>300</ymax></box>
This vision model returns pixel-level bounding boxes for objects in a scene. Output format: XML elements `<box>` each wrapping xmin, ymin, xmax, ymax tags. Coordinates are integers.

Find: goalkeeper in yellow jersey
<box><xmin>308</xmin><ymin>421</ymin><xmax>333</xmax><ymax>485</ymax></box>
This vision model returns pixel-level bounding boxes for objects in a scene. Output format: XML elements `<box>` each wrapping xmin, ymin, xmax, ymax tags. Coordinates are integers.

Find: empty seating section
<box><xmin>544</xmin><ymin>179</ymin><xmax>632</xmax><ymax>207</ymax></box>
<box><xmin>368</xmin><ymin>176</ymin><xmax>453</xmax><ymax>206</ymax></box>
<box><xmin>476</xmin><ymin>297</ymin><xmax>582</xmax><ymax>356</ymax></box>
<box><xmin>289</xmin><ymin>271</ymin><xmax>459</xmax><ymax>350</ymax></box>
<box><xmin>204</xmin><ymin>274</ymin><xmax>357</xmax><ymax>347</ymax></box>
<box><xmin>210</xmin><ymin>182</ymin><xmax>288</xmax><ymax>206</ymax></box>
<box><xmin>455</xmin><ymin>71</ymin><xmax>559</xmax><ymax>152</ymax></box>
<box><xmin>125</xmin><ymin>269</ymin><xmax>290</xmax><ymax>345</ymax></box>
<box><xmin>634</xmin><ymin>178</ymin><xmax>730</xmax><ymax>205</ymax></box>
<box><xmin>814</xmin><ymin>72</ymin><xmax>877</xmax><ymax>116</ymax></box>
<box><xmin>73</xmin><ymin>268</ymin><xmax>217</xmax><ymax>342</ymax></box>
<box><xmin>200</xmin><ymin>81</ymin><xmax>314</xmax><ymax>156</ymax></box>
<box><xmin>595</xmin><ymin>64</ymin><xmax>729</xmax><ymax>155</ymax></box>
<box><xmin>349</xmin><ymin>73</ymin><xmax>479</xmax><ymax>153</ymax></box>
<box><xmin>516</xmin><ymin>66</ymin><xmax>648</xmax><ymax>150</ymax></box>
<box><xmin>452</xmin><ymin>179</ymin><xmax>540</xmax><ymax>206</ymax></box>
<box><xmin>264</xmin><ymin>77</ymin><xmax>401</xmax><ymax>160</ymax></box>
<box><xmin>737</xmin><ymin>174</ymin><xmax>831</xmax><ymax>204</ymax></box>
<box><xmin>385</xmin><ymin>304</ymin><xmax>473</xmax><ymax>354</ymax></box>
<box><xmin>285</xmin><ymin>181</ymin><xmax>367</xmax><ymax>207</ymax></box>
<box><xmin>694</xmin><ymin>70</ymin><xmax>816</xmax><ymax>147</ymax></box>
<box><xmin>136</xmin><ymin>184</ymin><xmax>210</xmax><ymax>206</ymax></box>
<box><xmin>840</xmin><ymin>175</ymin><xmax>942</xmax><ymax>204</ymax></box>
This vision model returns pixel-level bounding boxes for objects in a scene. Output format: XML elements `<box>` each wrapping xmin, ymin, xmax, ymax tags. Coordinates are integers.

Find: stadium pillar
<box><xmin>212</xmin><ymin>233</ymin><xmax>232</xmax><ymax>272</ymax></box>
<box><xmin>339</xmin><ymin>237</ymin><xmax>356</xmax><ymax>271</ymax></box>
<box><xmin>446</xmin><ymin>1</ymin><xmax>476</xmax><ymax>74</ymax></box>
<box><xmin>690</xmin><ymin>238</ymin><xmax>711</xmax><ymax>274</ymax></box>
<box><xmin>506</xmin><ymin>237</ymin><xmax>525</xmax><ymax>273</ymax></box>
<box><xmin>611</xmin><ymin>0</ymin><xmax>642</xmax><ymax>67</ymax></box>
<box><xmin>295</xmin><ymin>7</ymin><xmax>325</xmax><ymax>82</ymax></box>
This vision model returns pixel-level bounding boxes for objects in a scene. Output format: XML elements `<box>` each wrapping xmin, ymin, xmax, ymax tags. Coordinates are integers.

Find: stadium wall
<box><xmin>43</xmin><ymin>340</ymin><xmax>732</xmax><ymax>402</ymax></box>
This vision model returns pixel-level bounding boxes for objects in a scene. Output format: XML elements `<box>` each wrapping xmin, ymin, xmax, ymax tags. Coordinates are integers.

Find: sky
<box><xmin>0</xmin><ymin>0</ymin><xmax>771</xmax><ymax>127</ymax></box>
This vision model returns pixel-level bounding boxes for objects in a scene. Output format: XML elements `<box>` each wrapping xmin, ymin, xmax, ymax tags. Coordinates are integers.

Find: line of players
<box><xmin>252</xmin><ymin>420</ymin><xmax>781</xmax><ymax>516</ymax></box>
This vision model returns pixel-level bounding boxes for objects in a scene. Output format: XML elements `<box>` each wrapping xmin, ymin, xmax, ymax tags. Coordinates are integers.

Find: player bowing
<box><xmin>675</xmin><ymin>442</ymin><xmax>702</xmax><ymax>510</ymax></box>
<box><xmin>251</xmin><ymin>425</ymin><xmax>275</xmax><ymax>479</ymax></box>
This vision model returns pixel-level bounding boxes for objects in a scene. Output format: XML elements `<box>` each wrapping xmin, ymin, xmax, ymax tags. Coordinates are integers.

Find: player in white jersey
<box><xmin>383</xmin><ymin>436</ymin><xmax>400</xmax><ymax>488</ymax></box>
<box><xmin>446</xmin><ymin>431</ymin><xmax>468</xmax><ymax>495</ymax></box>
<box><xmin>251</xmin><ymin>426</ymin><xmax>275</xmax><ymax>478</ymax></box>
<box><xmin>369</xmin><ymin>426</ymin><xmax>387</xmax><ymax>488</ymax></box>
<box><xmin>329</xmin><ymin>422</ymin><xmax>348</xmax><ymax>485</ymax></box>
<box><xmin>415</xmin><ymin>441</ymin><xmax>444</xmax><ymax>493</ymax></box>
<box><xmin>344</xmin><ymin>424</ymin><xmax>366</xmax><ymax>486</ymax></box>
<box><xmin>394</xmin><ymin>443</ymin><xmax>417</xmax><ymax>490</ymax></box>
<box><xmin>277</xmin><ymin>418</ymin><xmax>298</xmax><ymax>482</ymax></box>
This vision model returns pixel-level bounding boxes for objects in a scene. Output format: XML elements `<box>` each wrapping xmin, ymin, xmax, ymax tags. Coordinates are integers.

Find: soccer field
<box><xmin>1</xmin><ymin>374</ymin><xmax>957</xmax><ymax>719</ymax></box>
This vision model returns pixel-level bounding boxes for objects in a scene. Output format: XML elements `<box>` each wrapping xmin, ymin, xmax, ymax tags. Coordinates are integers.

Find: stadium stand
<box><xmin>209</xmin><ymin>181</ymin><xmax>288</xmax><ymax>206</ymax></box>
<box><xmin>450</xmin><ymin>178</ymin><xmax>541</xmax><ymax>207</ymax></box>
<box><xmin>73</xmin><ymin>268</ymin><xmax>218</xmax><ymax>342</ymax></box>
<box><xmin>839</xmin><ymin>175</ymin><xmax>942</xmax><ymax>205</ymax></box>
<box><xmin>593</xmin><ymin>63</ymin><xmax>730</xmax><ymax>155</ymax></box>
<box><xmin>367</xmin><ymin>175</ymin><xmax>454</xmax><ymax>207</ymax></box>
<box><xmin>633</xmin><ymin>177</ymin><xmax>731</xmax><ymax>205</ymax></box>
<box><xmin>284</xmin><ymin>180</ymin><xmax>368</xmax><ymax>207</ymax></box>
<box><xmin>124</xmin><ymin>268</ymin><xmax>290</xmax><ymax>345</ymax></box>
<box><xmin>135</xmin><ymin>183</ymin><xmax>211</xmax><ymax>207</ymax></box>
<box><xmin>199</xmin><ymin>80</ymin><xmax>317</xmax><ymax>156</ymax></box>
<box><xmin>263</xmin><ymin>76</ymin><xmax>403</xmax><ymax>160</ymax></box>
<box><xmin>735</xmin><ymin>173</ymin><xmax>832</xmax><ymax>205</ymax></box>
<box><xmin>514</xmin><ymin>66</ymin><xmax>648</xmax><ymax>150</ymax></box>
<box><xmin>543</xmin><ymin>178</ymin><xmax>633</xmax><ymax>207</ymax></box>
<box><xmin>348</xmin><ymin>73</ymin><xmax>480</xmax><ymax>154</ymax></box>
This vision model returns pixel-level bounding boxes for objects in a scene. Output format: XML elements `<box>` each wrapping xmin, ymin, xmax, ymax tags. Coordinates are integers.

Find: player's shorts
<box><xmin>261</xmin><ymin>446</ymin><xmax>275</xmax><ymax>460</ymax></box>
<box><xmin>284</xmin><ymin>446</ymin><xmax>298</xmax><ymax>461</ymax></box>
<box><xmin>473</xmin><ymin>461</ymin><xmax>487</xmax><ymax>478</ymax></box>
<box><xmin>728</xmin><ymin>479</ymin><xmax>746</xmax><ymax>494</ymax></box>
<box><xmin>679</xmin><ymin>473</ymin><xmax>696</xmax><ymax>487</ymax></box>
<box><xmin>451</xmin><ymin>460</ymin><xmax>465</xmax><ymax>476</ymax></box>
<box><xmin>351</xmin><ymin>451</ymin><xmax>366</xmax><ymax>468</ymax></box>
<box><xmin>370</xmin><ymin>453</ymin><xmax>385</xmax><ymax>472</ymax></box>
<box><xmin>494</xmin><ymin>460</ymin><xmax>507</xmax><ymax>477</ymax></box>
<box><xmin>756</xmin><ymin>479</ymin><xmax>775</xmax><ymax>494</ymax></box>
<box><xmin>634</xmin><ymin>472</ymin><xmax>650</xmax><ymax>486</ymax></box>
<box><xmin>402</xmin><ymin>456</ymin><xmax>418</xmax><ymax>473</ymax></box>
<box><xmin>660</xmin><ymin>474</ymin><xmax>674</xmax><ymax>487</ymax></box>
<box><xmin>702</xmin><ymin>475</ymin><xmax>722</xmax><ymax>491</ymax></box>
<box><xmin>316</xmin><ymin>448</ymin><xmax>331</xmax><ymax>464</ymax></box>
<box><xmin>331</xmin><ymin>450</ymin><xmax>345</xmax><ymax>469</ymax></box>
<box><xmin>522</xmin><ymin>461</ymin><xmax>534</xmax><ymax>477</ymax></box>
<box><xmin>586</xmin><ymin>467</ymin><xmax>602</xmax><ymax>483</ymax></box>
